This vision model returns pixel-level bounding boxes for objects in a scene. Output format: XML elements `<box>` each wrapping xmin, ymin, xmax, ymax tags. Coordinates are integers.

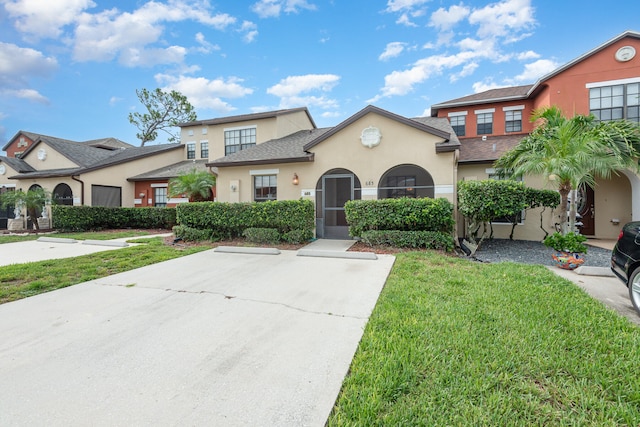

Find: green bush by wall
<box><xmin>52</xmin><ymin>205</ymin><xmax>176</xmax><ymax>232</ymax></box>
<box><xmin>344</xmin><ymin>197</ymin><xmax>455</xmax><ymax>237</ymax></box>
<box><xmin>176</xmin><ymin>199</ymin><xmax>315</xmax><ymax>240</ymax></box>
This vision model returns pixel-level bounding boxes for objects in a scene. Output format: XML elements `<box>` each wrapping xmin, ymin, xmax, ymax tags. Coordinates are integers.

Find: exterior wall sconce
<box><xmin>292</xmin><ymin>173</ymin><xmax>299</xmax><ymax>185</ymax></box>
<box><xmin>139</xmin><ymin>192</ymin><xmax>146</xmax><ymax>198</ymax></box>
<box><xmin>230</xmin><ymin>184</ymin><xmax>237</xmax><ymax>192</ymax></box>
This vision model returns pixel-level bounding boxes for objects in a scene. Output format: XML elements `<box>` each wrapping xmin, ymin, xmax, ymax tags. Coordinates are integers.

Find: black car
<box><xmin>611</xmin><ymin>221</ymin><xmax>640</xmax><ymax>315</ymax></box>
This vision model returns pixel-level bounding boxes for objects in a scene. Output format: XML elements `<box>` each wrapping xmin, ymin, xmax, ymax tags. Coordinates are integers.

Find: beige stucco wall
<box><xmin>457</xmin><ymin>163</ymin><xmax>560</xmax><ymax>242</ymax></box>
<box><xmin>216</xmin><ymin>111</ymin><xmax>457</xmax><ymax>211</ymax></box>
<box><xmin>593</xmin><ymin>174</ymin><xmax>632</xmax><ymax>239</ymax></box>
<box><xmin>21</xmin><ymin>142</ymin><xmax>78</xmax><ymax>170</ymax></box>
<box><xmin>181</xmin><ymin>110</ymin><xmax>315</xmax><ymax>162</ymax></box>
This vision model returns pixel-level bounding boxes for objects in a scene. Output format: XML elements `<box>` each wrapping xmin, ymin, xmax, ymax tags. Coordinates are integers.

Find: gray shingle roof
<box><xmin>179</xmin><ymin>106</ymin><xmax>317</xmax><ymax>128</ymax></box>
<box><xmin>0</xmin><ymin>156</ymin><xmax>35</xmax><ymax>173</ymax></box>
<box><xmin>431</xmin><ymin>85</ymin><xmax>533</xmax><ymax>113</ymax></box>
<box><xmin>458</xmin><ymin>134</ymin><xmax>525</xmax><ymax>163</ymax></box>
<box><xmin>128</xmin><ymin>159</ymin><xmax>209</xmax><ymax>181</ymax></box>
<box><xmin>207</xmin><ymin>128</ymin><xmax>330</xmax><ymax>167</ymax></box>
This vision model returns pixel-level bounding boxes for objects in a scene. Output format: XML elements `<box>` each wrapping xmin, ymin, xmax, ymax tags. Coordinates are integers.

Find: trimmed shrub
<box><xmin>360</xmin><ymin>230</ymin><xmax>455</xmax><ymax>251</ymax></box>
<box><xmin>243</xmin><ymin>227</ymin><xmax>281</xmax><ymax>244</ymax></box>
<box><xmin>52</xmin><ymin>205</ymin><xmax>176</xmax><ymax>232</ymax></box>
<box><xmin>176</xmin><ymin>199</ymin><xmax>315</xmax><ymax>239</ymax></box>
<box><xmin>344</xmin><ymin>197</ymin><xmax>455</xmax><ymax>237</ymax></box>
<box><xmin>172</xmin><ymin>225</ymin><xmax>218</xmax><ymax>242</ymax></box>
<box><xmin>282</xmin><ymin>229</ymin><xmax>314</xmax><ymax>244</ymax></box>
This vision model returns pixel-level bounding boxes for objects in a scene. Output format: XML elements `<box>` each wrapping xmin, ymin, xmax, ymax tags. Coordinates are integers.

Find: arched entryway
<box><xmin>378</xmin><ymin>164</ymin><xmax>434</xmax><ymax>199</ymax></box>
<box><xmin>315</xmin><ymin>168</ymin><xmax>361</xmax><ymax>239</ymax></box>
<box><xmin>53</xmin><ymin>183</ymin><xmax>73</xmax><ymax>206</ymax></box>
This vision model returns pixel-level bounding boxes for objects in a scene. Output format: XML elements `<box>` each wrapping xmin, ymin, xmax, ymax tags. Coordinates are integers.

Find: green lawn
<box><xmin>328</xmin><ymin>252</ymin><xmax>640</xmax><ymax>426</ymax></box>
<box><xmin>0</xmin><ymin>237</ymin><xmax>212</xmax><ymax>304</ymax></box>
<box><xmin>0</xmin><ymin>230</ymin><xmax>163</xmax><ymax>244</ymax></box>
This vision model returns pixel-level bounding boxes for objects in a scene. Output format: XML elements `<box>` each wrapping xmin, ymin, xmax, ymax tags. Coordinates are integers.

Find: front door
<box><xmin>577</xmin><ymin>184</ymin><xmax>595</xmax><ymax>235</ymax></box>
<box><xmin>322</xmin><ymin>174</ymin><xmax>354</xmax><ymax>239</ymax></box>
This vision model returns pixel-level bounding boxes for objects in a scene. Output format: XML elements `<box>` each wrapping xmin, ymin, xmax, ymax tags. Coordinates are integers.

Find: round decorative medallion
<box><xmin>360</xmin><ymin>126</ymin><xmax>382</xmax><ymax>148</ymax></box>
<box><xmin>615</xmin><ymin>45</ymin><xmax>636</xmax><ymax>62</ymax></box>
<box><xmin>0</xmin><ymin>164</ymin><xmax>5</xmax><ymax>175</ymax></box>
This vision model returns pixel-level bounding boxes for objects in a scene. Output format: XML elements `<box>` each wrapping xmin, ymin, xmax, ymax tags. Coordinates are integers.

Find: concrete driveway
<box><xmin>0</xmin><ymin>248</ymin><xmax>395</xmax><ymax>426</ymax></box>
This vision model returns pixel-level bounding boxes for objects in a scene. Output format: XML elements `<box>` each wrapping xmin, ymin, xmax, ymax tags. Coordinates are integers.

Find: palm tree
<box><xmin>495</xmin><ymin>106</ymin><xmax>640</xmax><ymax>234</ymax></box>
<box><xmin>0</xmin><ymin>187</ymin><xmax>50</xmax><ymax>230</ymax></box>
<box><xmin>169</xmin><ymin>168</ymin><xmax>216</xmax><ymax>202</ymax></box>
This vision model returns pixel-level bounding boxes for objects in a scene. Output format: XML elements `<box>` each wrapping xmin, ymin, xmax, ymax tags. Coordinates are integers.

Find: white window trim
<box><xmin>447</xmin><ymin>111</ymin><xmax>468</xmax><ymax>117</ymax></box>
<box><xmin>474</xmin><ymin>108</ymin><xmax>495</xmax><ymax>114</ymax></box>
<box><xmin>187</xmin><ymin>130</ymin><xmax>194</xmax><ymax>136</ymax></box>
<box><xmin>151</xmin><ymin>183</ymin><xmax>168</xmax><ymax>188</ymax></box>
<box><xmin>502</xmin><ymin>105</ymin><xmax>525</xmax><ymax>111</ymax></box>
<box><xmin>586</xmin><ymin>77</ymin><xmax>640</xmax><ymax>89</ymax></box>
<box><xmin>250</xmin><ymin>168</ymin><xmax>279</xmax><ymax>176</ymax></box>
<box><xmin>201</xmin><ymin>128</ymin><xmax>207</xmax><ymax>135</ymax></box>
<box><xmin>224</xmin><ymin>125</ymin><xmax>257</xmax><ymax>132</ymax></box>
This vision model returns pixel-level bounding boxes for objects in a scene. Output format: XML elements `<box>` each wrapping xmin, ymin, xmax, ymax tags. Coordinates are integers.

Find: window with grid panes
<box><xmin>200</xmin><ymin>141</ymin><xmax>208</xmax><ymax>158</ymax></box>
<box><xmin>254</xmin><ymin>175</ymin><xmax>277</xmax><ymax>201</ymax></box>
<box><xmin>590</xmin><ymin>83</ymin><xmax>640</xmax><ymax>123</ymax></box>
<box><xmin>154</xmin><ymin>187</ymin><xmax>167</xmax><ymax>207</ymax></box>
<box><xmin>505</xmin><ymin>110</ymin><xmax>522</xmax><ymax>132</ymax></box>
<box><xmin>225</xmin><ymin>127</ymin><xmax>256</xmax><ymax>155</ymax></box>
<box><xmin>477</xmin><ymin>112</ymin><xmax>493</xmax><ymax>134</ymax></box>
<box><xmin>450</xmin><ymin>115</ymin><xmax>465</xmax><ymax>136</ymax></box>
<box><xmin>186</xmin><ymin>142</ymin><xmax>196</xmax><ymax>159</ymax></box>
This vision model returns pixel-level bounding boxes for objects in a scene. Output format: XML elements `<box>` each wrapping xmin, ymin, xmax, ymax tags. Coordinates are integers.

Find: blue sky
<box><xmin>1</xmin><ymin>0</ymin><xmax>639</xmax><ymax>150</ymax></box>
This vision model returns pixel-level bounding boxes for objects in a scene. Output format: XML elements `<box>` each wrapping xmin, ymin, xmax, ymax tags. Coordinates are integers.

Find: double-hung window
<box><xmin>589</xmin><ymin>81</ymin><xmax>640</xmax><ymax>123</ymax></box>
<box><xmin>476</xmin><ymin>111</ymin><xmax>494</xmax><ymax>135</ymax></box>
<box><xmin>449</xmin><ymin>114</ymin><xmax>466</xmax><ymax>136</ymax></box>
<box><xmin>154</xmin><ymin>187</ymin><xmax>167</xmax><ymax>207</ymax></box>
<box><xmin>254</xmin><ymin>175</ymin><xmax>277</xmax><ymax>202</ymax></box>
<box><xmin>186</xmin><ymin>142</ymin><xmax>196</xmax><ymax>159</ymax></box>
<box><xmin>225</xmin><ymin>127</ymin><xmax>256</xmax><ymax>155</ymax></box>
<box><xmin>505</xmin><ymin>110</ymin><xmax>522</xmax><ymax>132</ymax></box>
<box><xmin>200</xmin><ymin>141</ymin><xmax>209</xmax><ymax>158</ymax></box>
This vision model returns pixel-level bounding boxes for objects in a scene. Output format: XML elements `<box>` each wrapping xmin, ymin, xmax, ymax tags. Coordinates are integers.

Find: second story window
<box><xmin>505</xmin><ymin>110</ymin><xmax>522</xmax><ymax>132</ymax></box>
<box><xmin>590</xmin><ymin>83</ymin><xmax>640</xmax><ymax>123</ymax></box>
<box><xmin>450</xmin><ymin>115</ymin><xmax>466</xmax><ymax>136</ymax></box>
<box><xmin>200</xmin><ymin>141</ymin><xmax>209</xmax><ymax>158</ymax></box>
<box><xmin>186</xmin><ymin>142</ymin><xmax>196</xmax><ymax>159</ymax></box>
<box><xmin>225</xmin><ymin>127</ymin><xmax>256</xmax><ymax>155</ymax></box>
<box><xmin>477</xmin><ymin>112</ymin><xmax>493</xmax><ymax>135</ymax></box>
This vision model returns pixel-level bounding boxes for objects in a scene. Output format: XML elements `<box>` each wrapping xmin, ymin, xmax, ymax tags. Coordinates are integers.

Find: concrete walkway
<box><xmin>0</xmin><ymin>241</ymin><xmax>396</xmax><ymax>426</ymax></box>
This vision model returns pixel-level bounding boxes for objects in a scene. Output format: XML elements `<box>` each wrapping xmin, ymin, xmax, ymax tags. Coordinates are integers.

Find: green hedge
<box><xmin>360</xmin><ymin>230</ymin><xmax>455</xmax><ymax>251</ymax></box>
<box><xmin>52</xmin><ymin>205</ymin><xmax>176</xmax><ymax>232</ymax></box>
<box><xmin>344</xmin><ymin>197</ymin><xmax>455</xmax><ymax>237</ymax></box>
<box><xmin>176</xmin><ymin>199</ymin><xmax>315</xmax><ymax>239</ymax></box>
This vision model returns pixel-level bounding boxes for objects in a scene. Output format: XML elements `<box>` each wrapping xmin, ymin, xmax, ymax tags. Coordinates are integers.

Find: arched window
<box><xmin>378</xmin><ymin>164</ymin><xmax>434</xmax><ymax>199</ymax></box>
<box><xmin>53</xmin><ymin>183</ymin><xmax>73</xmax><ymax>206</ymax></box>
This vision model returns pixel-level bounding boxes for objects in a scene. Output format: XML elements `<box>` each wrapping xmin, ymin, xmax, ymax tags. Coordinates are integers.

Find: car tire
<box><xmin>628</xmin><ymin>268</ymin><xmax>640</xmax><ymax>316</ymax></box>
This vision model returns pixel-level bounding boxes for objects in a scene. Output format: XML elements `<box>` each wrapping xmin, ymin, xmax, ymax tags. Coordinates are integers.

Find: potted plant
<box><xmin>543</xmin><ymin>231</ymin><xmax>588</xmax><ymax>270</ymax></box>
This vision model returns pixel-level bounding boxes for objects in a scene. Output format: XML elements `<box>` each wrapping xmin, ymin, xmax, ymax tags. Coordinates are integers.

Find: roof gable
<box><xmin>179</xmin><ymin>106</ymin><xmax>317</xmax><ymax>128</ymax></box>
<box><xmin>303</xmin><ymin>105</ymin><xmax>451</xmax><ymax>151</ymax></box>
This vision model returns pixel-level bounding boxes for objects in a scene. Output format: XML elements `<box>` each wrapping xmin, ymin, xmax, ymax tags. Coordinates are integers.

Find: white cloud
<box><xmin>4</xmin><ymin>0</ymin><xmax>96</xmax><ymax>39</ymax></box>
<box><xmin>0</xmin><ymin>42</ymin><xmax>56</xmax><ymax>103</ymax></box>
<box><xmin>252</xmin><ymin>0</ymin><xmax>317</xmax><ymax>18</ymax></box>
<box><xmin>385</xmin><ymin>0</ymin><xmax>430</xmax><ymax>13</ymax></box>
<box><xmin>155</xmin><ymin>74</ymin><xmax>253</xmax><ymax>112</ymax></box>
<box><xmin>468</xmin><ymin>0</ymin><xmax>535</xmax><ymax>39</ymax></box>
<box><xmin>267</xmin><ymin>74</ymin><xmax>340</xmax><ymax>109</ymax></box>
<box><xmin>429</xmin><ymin>4</ymin><xmax>470</xmax><ymax>31</ymax></box>
<box><xmin>449</xmin><ymin>62</ymin><xmax>478</xmax><ymax>82</ymax></box>
<box><xmin>2</xmin><ymin>88</ymin><xmax>49</xmax><ymax>104</ymax></box>
<box><xmin>194</xmin><ymin>32</ymin><xmax>220</xmax><ymax>54</ymax></box>
<box><xmin>517</xmin><ymin>50</ymin><xmax>540</xmax><ymax>60</ymax></box>
<box><xmin>109</xmin><ymin>96</ymin><xmax>123</xmax><ymax>106</ymax></box>
<box><xmin>72</xmin><ymin>1</ymin><xmax>235</xmax><ymax>64</ymax></box>
<box><xmin>379</xmin><ymin>42</ymin><xmax>406</xmax><ymax>61</ymax></box>
<box><xmin>472</xmin><ymin>80</ymin><xmax>505</xmax><ymax>93</ymax></box>
<box><xmin>240</xmin><ymin>21</ymin><xmax>258</xmax><ymax>43</ymax></box>
<box><xmin>513</xmin><ymin>59</ymin><xmax>558</xmax><ymax>82</ymax></box>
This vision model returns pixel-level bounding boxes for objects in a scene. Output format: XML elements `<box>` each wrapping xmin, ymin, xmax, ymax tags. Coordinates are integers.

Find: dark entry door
<box><xmin>577</xmin><ymin>184</ymin><xmax>595</xmax><ymax>235</ymax></box>
<box><xmin>0</xmin><ymin>187</ymin><xmax>14</xmax><ymax>229</ymax></box>
<box><xmin>322</xmin><ymin>174</ymin><xmax>354</xmax><ymax>239</ymax></box>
